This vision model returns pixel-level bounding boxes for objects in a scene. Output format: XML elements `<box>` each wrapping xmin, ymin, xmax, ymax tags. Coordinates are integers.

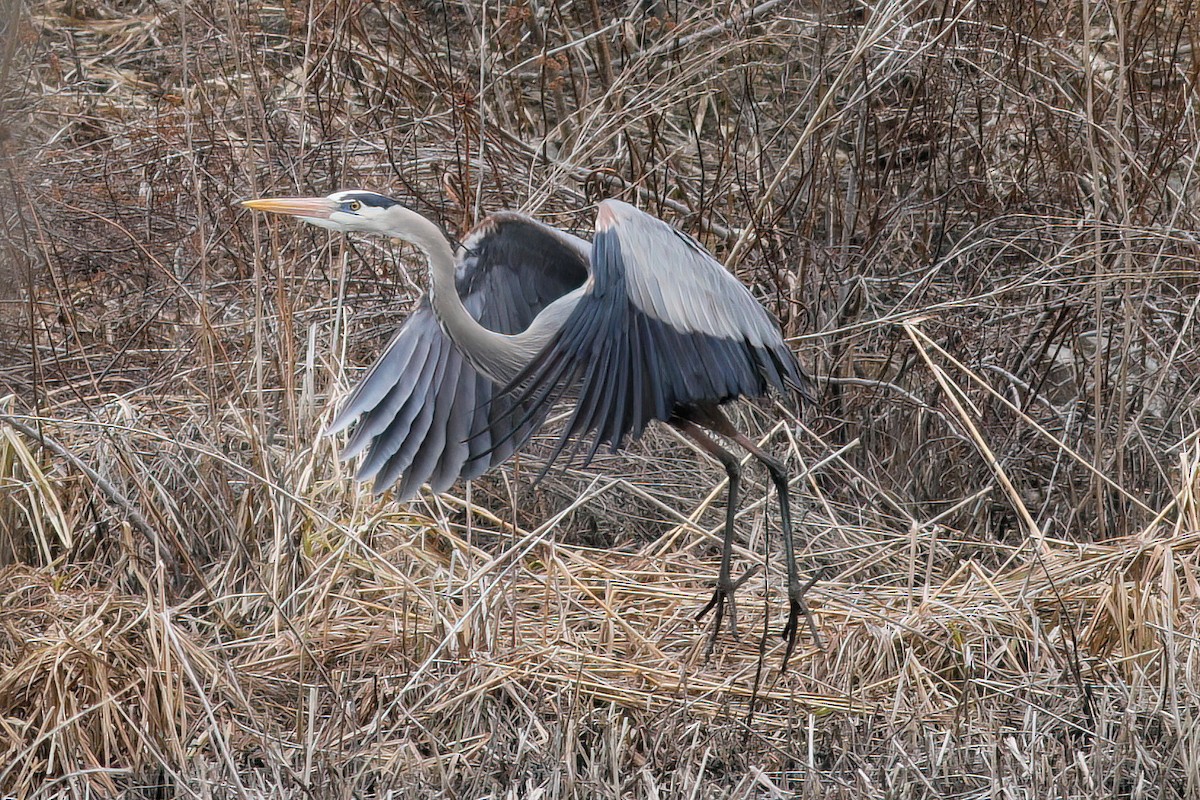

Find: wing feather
<box><xmin>342</xmin><ymin>331</ymin><xmax>435</xmax><ymax>463</ymax></box>
<box><xmin>358</xmin><ymin>333</ymin><xmax>449</xmax><ymax>482</ymax></box>
<box><xmin>332</xmin><ymin>214</ymin><xmax>589</xmax><ymax>499</ymax></box>
<box><xmin>328</xmin><ymin>326</ymin><xmax>422</xmax><ymax>438</ymax></box>
<box><xmin>428</xmin><ymin>354</ymin><xmax>476</xmax><ymax>491</ymax></box>
<box><xmin>499</xmin><ymin>199</ymin><xmax>813</xmax><ymax>468</ymax></box>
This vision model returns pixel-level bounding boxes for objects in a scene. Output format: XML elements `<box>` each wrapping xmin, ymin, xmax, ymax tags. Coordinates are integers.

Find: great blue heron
<box><xmin>242</xmin><ymin>191</ymin><xmax>820</xmax><ymax>661</ymax></box>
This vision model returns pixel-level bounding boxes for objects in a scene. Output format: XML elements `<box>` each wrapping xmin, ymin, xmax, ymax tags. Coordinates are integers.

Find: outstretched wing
<box><xmin>328</xmin><ymin>213</ymin><xmax>590</xmax><ymax>499</ymax></box>
<box><xmin>502</xmin><ymin>199</ymin><xmax>813</xmax><ymax>466</ymax></box>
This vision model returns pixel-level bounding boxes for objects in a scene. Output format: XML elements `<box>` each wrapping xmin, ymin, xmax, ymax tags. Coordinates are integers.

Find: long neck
<box><xmin>394</xmin><ymin>207</ymin><xmax>546</xmax><ymax>384</ymax></box>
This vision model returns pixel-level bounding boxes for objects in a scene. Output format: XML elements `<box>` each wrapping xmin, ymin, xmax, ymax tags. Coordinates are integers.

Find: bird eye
<box><xmin>347</xmin><ymin>200</ymin><xmax>363</xmax><ymax>212</ymax></box>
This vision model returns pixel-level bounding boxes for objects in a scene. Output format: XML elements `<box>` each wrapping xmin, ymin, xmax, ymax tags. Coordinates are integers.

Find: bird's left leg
<box><xmin>702</xmin><ymin>408</ymin><xmax>824</xmax><ymax>668</ymax></box>
<box><xmin>673</xmin><ymin>418</ymin><xmax>760</xmax><ymax>653</ymax></box>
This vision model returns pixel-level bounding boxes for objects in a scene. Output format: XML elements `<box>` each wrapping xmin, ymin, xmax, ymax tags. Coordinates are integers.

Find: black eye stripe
<box><xmin>334</xmin><ymin>191</ymin><xmax>397</xmax><ymax>209</ymax></box>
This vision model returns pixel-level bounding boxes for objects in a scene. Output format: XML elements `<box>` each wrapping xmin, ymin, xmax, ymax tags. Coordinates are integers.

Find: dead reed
<box><xmin>2</xmin><ymin>0</ymin><xmax>1199</xmax><ymax>797</ymax></box>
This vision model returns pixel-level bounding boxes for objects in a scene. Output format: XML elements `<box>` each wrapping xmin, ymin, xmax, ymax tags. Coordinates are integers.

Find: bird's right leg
<box><xmin>674</xmin><ymin>419</ymin><xmax>761</xmax><ymax>654</ymax></box>
<box><xmin>724</xmin><ymin>427</ymin><xmax>824</xmax><ymax>667</ymax></box>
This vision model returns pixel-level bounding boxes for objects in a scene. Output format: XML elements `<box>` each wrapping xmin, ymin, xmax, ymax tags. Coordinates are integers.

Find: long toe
<box><xmin>780</xmin><ymin>573</ymin><xmax>824</xmax><ymax>670</ymax></box>
<box><xmin>697</xmin><ymin>565</ymin><xmax>761</xmax><ymax>656</ymax></box>
<box><xmin>700</xmin><ymin>589</ymin><xmax>729</xmax><ymax>658</ymax></box>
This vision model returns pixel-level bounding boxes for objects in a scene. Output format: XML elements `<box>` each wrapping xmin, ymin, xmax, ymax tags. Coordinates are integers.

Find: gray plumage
<box><xmin>241</xmin><ymin>191</ymin><xmax>821</xmax><ymax>665</ymax></box>
<box><xmin>499</xmin><ymin>200</ymin><xmax>812</xmax><ymax>468</ymax></box>
<box><xmin>324</xmin><ymin>211</ymin><xmax>590</xmax><ymax>498</ymax></box>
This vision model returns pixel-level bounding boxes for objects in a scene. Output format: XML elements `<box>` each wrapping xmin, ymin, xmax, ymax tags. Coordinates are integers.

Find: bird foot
<box><xmin>696</xmin><ymin>565</ymin><xmax>761</xmax><ymax>657</ymax></box>
<box><xmin>780</xmin><ymin>571</ymin><xmax>824</xmax><ymax>670</ymax></box>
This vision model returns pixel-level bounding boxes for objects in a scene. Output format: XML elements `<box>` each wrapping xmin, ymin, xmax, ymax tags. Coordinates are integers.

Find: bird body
<box><xmin>242</xmin><ymin>191</ymin><xmax>820</xmax><ymax>661</ymax></box>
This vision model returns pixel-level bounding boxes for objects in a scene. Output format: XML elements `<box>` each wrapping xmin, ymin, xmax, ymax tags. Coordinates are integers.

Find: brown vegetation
<box><xmin>2</xmin><ymin>0</ymin><xmax>1200</xmax><ymax>796</ymax></box>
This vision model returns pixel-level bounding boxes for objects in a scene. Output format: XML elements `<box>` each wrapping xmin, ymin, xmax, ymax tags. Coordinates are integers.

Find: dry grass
<box><xmin>2</xmin><ymin>0</ymin><xmax>1200</xmax><ymax>797</ymax></box>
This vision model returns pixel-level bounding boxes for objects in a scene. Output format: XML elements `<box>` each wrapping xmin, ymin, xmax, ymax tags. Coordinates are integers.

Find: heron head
<box><xmin>241</xmin><ymin>190</ymin><xmax>403</xmax><ymax>235</ymax></box>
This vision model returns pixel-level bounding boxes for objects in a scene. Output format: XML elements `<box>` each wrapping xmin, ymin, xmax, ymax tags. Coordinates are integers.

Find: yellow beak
<box><xmin>240</xmin><ymin>197</ymin><xmax>339</xmax><ymax>219</ymax></box>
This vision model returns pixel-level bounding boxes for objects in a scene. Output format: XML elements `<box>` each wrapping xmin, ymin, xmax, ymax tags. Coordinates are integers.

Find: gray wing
<box><xmin>501</xmin><ymin>199</ymin><xmax>813</xmax><ymax>466</ymax></box>
<box><xmin>327</xmin><ymin>213</ymin><xmax>590</xmax><ymax>499</ymax></box>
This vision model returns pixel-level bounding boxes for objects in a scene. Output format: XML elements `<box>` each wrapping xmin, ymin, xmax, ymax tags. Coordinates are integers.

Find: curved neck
<box><xmin>393</xmin><ymin>207</ymin><xmax>538</xmax><ymax>383</ymax></box>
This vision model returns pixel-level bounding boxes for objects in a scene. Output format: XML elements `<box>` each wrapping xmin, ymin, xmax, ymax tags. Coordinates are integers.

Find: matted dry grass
<box><xmin>3</xmin><ymin>0</ymin><xmax>1200</xmax><ymax>797</ymax></box>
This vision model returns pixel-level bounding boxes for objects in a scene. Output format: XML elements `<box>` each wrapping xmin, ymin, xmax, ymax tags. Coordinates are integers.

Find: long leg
<box><xmin>698</xmin><ymin>407</ymin><xmax>823</xmax><ymax>667</ymax></box>
<box><xmin>672</xmin><ymin>418</ymin><xmax>760</xmax><ymax>653</ymax></box>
